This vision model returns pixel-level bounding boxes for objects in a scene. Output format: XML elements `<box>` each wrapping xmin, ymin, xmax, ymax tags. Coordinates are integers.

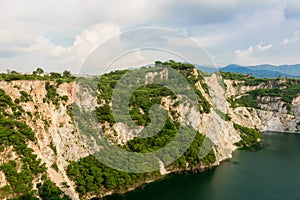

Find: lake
<box><xmin>103</xmin><ymin>132</ymin><xmax>300</xmax><ymax>200</ymax></box>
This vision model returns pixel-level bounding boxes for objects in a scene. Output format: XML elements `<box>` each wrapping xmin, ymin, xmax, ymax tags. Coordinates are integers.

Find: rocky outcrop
<box><xmin>202</xmin><ymin>74</ymin><xmax>241</xmax><ymax>163</ymax></box>
<box><xmin>225</xmin><ymin>80</ymin><xmax>300</xmax><ymax>133</ymax></box>
<box><xmin>0</xmin><ymin>81</ymin><xmax>89</xmax><ymax>200</ymax></box>
<box><xmin>0</xmin><ymin>72</ymin><xmax>298</xmax><ymax>199</ymax></box>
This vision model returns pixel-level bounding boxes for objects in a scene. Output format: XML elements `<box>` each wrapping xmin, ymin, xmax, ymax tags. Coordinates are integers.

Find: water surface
<box><xmin>104</xmin><ymin>133</ymin><xmax>300</xmax><ymax>200</ymax></box>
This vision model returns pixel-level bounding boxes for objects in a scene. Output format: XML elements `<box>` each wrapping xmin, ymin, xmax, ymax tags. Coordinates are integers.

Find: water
<box><xmin>103</xmin><ymin>133</ymin><xmax>300</xmax><ymax>200</ymax></box>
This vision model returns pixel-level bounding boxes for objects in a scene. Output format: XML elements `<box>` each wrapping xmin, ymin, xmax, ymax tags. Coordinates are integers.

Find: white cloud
<box><xmin>0</xmin><ymin>23</ymin><xmax>121</xmax><ymax>71</ymax></box>
<box><xmin>233</xmin><ymin>42</ymin><xmax>273</xmax><ymax>65</ymax></box>
<box><xmin>0</xmin><ymin>0</ymin><xmax>300</xmax><ymax>70</ymax></box>
<box><xmin>282</xmin><ymin>30</ymin><xmax>300</xmax><ymax>45</ymax></box>
<box><xmin>70</xmin><ymin>23</ymin><xmax>121</xmax><ymax>66</ymax></box>
<box><xmin>234</xmin><ymin>46</ymin><xmax>257</xmax><ymax>65</ymax></box>
<box><xmin>255</xmin><ymin>42</ymin><xmax>272</xmax><ymax>51</ymax></box>
<box><xmin>109</xmin><ymin>48</ymin><xmax>147</xmax><ymax>71</ymax></box>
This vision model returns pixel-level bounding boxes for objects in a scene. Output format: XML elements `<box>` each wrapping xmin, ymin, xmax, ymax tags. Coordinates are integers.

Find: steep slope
<box><xmin>0</xmin><ymin>62</ymin><xmax>298</xmax><ymax>199</ymax></box>
<box><xmin>223</xmin><ymin>73</ymin><xmax>300</xmax><ymax>132</ymax></box>
<box><xmin>0</xmin><ymin>80</ymin><xmax>89</xmax><ymax>199</ymax></box>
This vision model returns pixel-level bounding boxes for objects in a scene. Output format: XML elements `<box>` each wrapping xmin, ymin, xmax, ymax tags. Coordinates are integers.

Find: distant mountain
<box><xmin>196</xmin><ymin>64</ymin><xmax>300</xmax><ymax>78</ymax></box>
<box><xmin>195</xmin><ymin>65</ymin><xmax>219</xmax><ymax>74</ymax></box>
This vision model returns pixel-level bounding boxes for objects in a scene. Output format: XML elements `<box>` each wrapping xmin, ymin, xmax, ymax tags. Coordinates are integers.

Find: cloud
<box><xmin>255</xmin><ymin>42</ymin><xmax>272</xmax><ymax>51</ymax></box>
<box><xmin>70</xmin><ymin>23</ymin><xmax>121</xmax><ymax>66</ymax></box>
<box><xmin>0</xmin><ymin>0</ymin><xmax>300</xmax><ymax>70</ymax></box>
<box><xmin>0</xmin><ymin>23</ymin><xmax>120</xmax><ymax>71</ymax></box>
<box><xmin>282</xmin><ymin>30</ymin><xmax>300</xmax><ymax>45</ymax></box>
<box><xmin>234</xmin><ymin>46</ymin><xmax>256</xmax><ymax>65</ymax></box>
<box><xmin>233</xmin><ymin>42</ymin><xmax>273</xmax><ymax>65</ymax></box>
<box><xmin>108</xmin><ymin>48</ymin><xmax>147</xmax><ymax>71</ymax></box>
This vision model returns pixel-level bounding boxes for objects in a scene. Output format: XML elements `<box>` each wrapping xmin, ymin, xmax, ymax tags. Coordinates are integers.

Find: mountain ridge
<box><xmin>196</xmin><ymin>63</ymin><xmax>300</xmax><ymax>78</ymax></box>
<box><xmin>0</xmin><ymin>62</ymin><xmax>299</xmax><ymax>199</ymax></box>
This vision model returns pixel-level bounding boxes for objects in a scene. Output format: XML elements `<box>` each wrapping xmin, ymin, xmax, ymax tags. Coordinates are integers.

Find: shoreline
<box><xmin>95</xmin><ymin>138</ymin><xmax>265</xmax><ymax>200</ymax></box>
<box><xmin>94</xmin><ymin>163</ymin><xmax>219</xmax><ymax>199</ymax></box>
<box><xmin>261</xmin><ymin>130</ymin><xmax>300</xmax><ymax>135</ymax></box>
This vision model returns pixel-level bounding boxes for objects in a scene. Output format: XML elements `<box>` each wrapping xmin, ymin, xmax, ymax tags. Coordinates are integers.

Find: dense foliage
<box><xmin>220</xmin><ymin>72</ymin><xmax>268</xmax><ymax>86</ymax></box>
<box><xmin>96</xmin><ymin>61</ymin><xmax>211</xmax><ymax>127</ymax></box>
<box><xmin>0</xmin><ymin>69</ymin><xmax>75</xmax><ymax>83</ymax></box>
<box><xmin>67</xmin><ymin>130</ymin><xmax>215</xmax><ymax>197</ymax></box>
<box><xmin>67</xmin><ymin>156</ymin><xmax>160</xmax><ymax>196</ymax></box>
<box><xmin>174</xmin><ymin>133</ymin><xmax>216</xmax><ymax>168</ymax></box>
<box><xmin>233</xmin><ymin>123</ymin><xmax>262</xmax><ymax>147</ymax></box>
<box><xmin>68</xmin><ymin>61</ymin><xmax>215</xmax><ymax>197</ymax></box>
<box><xmin>248</xmin><ymin>79</ymin><xmax>300</xmax><ymax>111</ymax></box>
<box><xmin>160</xmin><ymin>61</ymin><xmax>211</xmax><ymax>113</ymax></box>
<box><xmin>228</xmin><ymin>95</ymin><xmax>259</xmax><ymax>109</ymax></box>
<box><xmin>224</xmin><ymin>72</ymin><xmax>300</xmax><ymax>111</ymax></box>
<box><xmin>37</xmin><ymin>180</ymin><xmax>71</xmax><ymax>200</ymax></box>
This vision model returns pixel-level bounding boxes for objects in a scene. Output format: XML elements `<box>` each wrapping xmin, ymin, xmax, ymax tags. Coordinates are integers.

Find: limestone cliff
<box><xmin>0</xmin><ymin>68</ymin><xmax>299</xmax><ymax>200</ymax></box>
<box><xmin>225</xmin><ymin>79</ymin><xmax>300</xmax><ymax>132</ymax></box>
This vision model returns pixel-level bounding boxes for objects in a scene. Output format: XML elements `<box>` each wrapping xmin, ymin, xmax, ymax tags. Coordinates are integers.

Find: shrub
<box><xmin>233</xmin><ymin>123</ymin><xmax>262</xmax><ymax>147</ymax></box>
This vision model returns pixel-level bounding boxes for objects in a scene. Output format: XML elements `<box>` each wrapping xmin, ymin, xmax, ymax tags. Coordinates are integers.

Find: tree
<box><xmin>36</xmin><ymin>68</ymin><xmax>44</xmax><ymax>75</ymax></box>
<box><xmin>50</xmin><ymin>72</ymin><xmax>62</xmax><ymax>79</ymax></box>
<box><xmin>10</xmin><ymin>70</ymin><xmax>19</xmax><ymax>74</ymax></box>
<box><xmin>63</xmin><ymin>70</ymin><xmax>71</xmax><ymax>78</ymax></box>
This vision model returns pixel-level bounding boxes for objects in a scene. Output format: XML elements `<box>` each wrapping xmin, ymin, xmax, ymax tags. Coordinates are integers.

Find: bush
<box><xmin>233</xmin><ymin>123</ymin><xmax>262</xmax><ymax>147</ymax></box>
<box><xmin>37</xmin><ymin>180</ymin><xmax>71</xmax><ymax>200</ymax></box>
<box><xmin>19</xmin><ymin>91</ymin><xmax>32</xmax><ymax>103</ymax></box>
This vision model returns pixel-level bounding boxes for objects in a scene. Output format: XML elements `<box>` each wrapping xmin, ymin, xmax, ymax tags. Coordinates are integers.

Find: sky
<box><xmin>0</xmin><ymin>0</ymin><xmax>300</xmax><ymax>73</ymax></box>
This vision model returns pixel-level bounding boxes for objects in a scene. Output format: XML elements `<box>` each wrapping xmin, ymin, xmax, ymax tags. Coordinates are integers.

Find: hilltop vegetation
<box><xmin>222</xmin><ymin>72</ymin><xmax>300</xmax><ymax>111</ymax></box>
<box><xmin>68</xmin><ymin>61</ymin><xmax>216</xmax><ymax>197</ymax></box>
<box><xmin>0</xmin><ymin>68</ymin><xmax>75</xmax><ymax>83</ymax></box>
<box><xmin>0</xmin><ymin>62</ymin><xmax>286</xmax><ymax>199</ymax></box>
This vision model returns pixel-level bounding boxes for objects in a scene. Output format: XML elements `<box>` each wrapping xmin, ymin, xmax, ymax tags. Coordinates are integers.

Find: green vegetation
<box><xmin>233</xmin><ymin>123</ymin><xmax>262</xmax><ymax>147</ymax></box>
<box><xmin>174</xmin><ymin>133</ymin><xmax>216</xmax><ymax>168</ymax></box>
<box><xmin>125</xmin><ymin>117</ymin><xmax>178</xmax><ymax>152</ymax></box>
<box><xmin>96</xmin><ymin>70</ymin><xmax>127</xmax><ymax>124</ymax></box>
<box><xmin>37</xmin><ymin>180</ymin><xmax>71</xmax><ymax>200</ymax></box>
<box><xmin>128</xmin><ymin>84</ymin><xmax>175</xmax><ymax>126</ymax></box>
<box><xmin>228</xmin><ymin>95</ymin><xmax>259</xmax><ymax>109</ymax></box>
<box><xmin>19</xmin><ymin>91</ymin><xmax>32</xmax><ymax>103</ymax></box>
<box><xmin>49</xmin><ymin>141</ymin><xmax>57</xmax><ymax>155</ymax></box>
<box><xmin>33</xmin><ymin>67</ymin><xmax>44</xmax><ymax>76</ymax></box>
<box><xmin>51</xmin><ymin>162</ymin><xmax>59</xmax><ymax>172</ymax></box>
<box><xmin>96</xmin><ymin>61</ymin><xmax>211</xmax><ymax>127</ymax></box>
<box><xmin>248</xmin><ymin>79</ymin><xmax>300</xmax><ymax>111</ymax></box>
<box><xmin>220</xmin><ymin>72</ymin><xmax>268</xmax><ymax>86</ymax></box>
<box><xmin>67</xmin><ymin>156</ymin><xmax>160</xmax><ymax>196</ymax></box>
<box><xmin>43</xmin><ymin>82</ymin><xmax>68</xmax><ymax>107</ymax></box>
<box><xmin>0</xmin><ymin>88</ymin><xmax>69</xmax><ymax>199</ymax></box>
<box><xmin>223</xmin><ymin>72</ymin><xmax>300</xmax><ymax>111</ymax></box>
<box><xmin>160</xmin><ymin>60</ymin><xmax>211</xmax><ymax>113</ymax></box>
<box><xmin>67</xmin><ymin>130</ymin><xmax>216</xmax><ymax>197</ymax></box>
<box><xmin>67</xmin><ymin>61</ymin><xmax>216</xmax><ymax>197</ymax></box>
<box><xmin>44</xmin><ymin>82</ymin><xmax>60</xmax><ymax>106</ymax></box>
<box><xmin>215</xmin><ymin>109</ymin><xmax>231</xmax><ymax>121</ymax></box>
<box><xmin>0</xmin><ymin>68</ymin><xmax>75</xmax><ymax>83</ymax></box>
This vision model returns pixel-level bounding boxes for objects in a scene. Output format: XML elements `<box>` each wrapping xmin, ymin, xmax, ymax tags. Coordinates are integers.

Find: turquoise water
<box><xmin>103</xmin><ymin>133</ymin><xmax>300</xmax><ymax>200</ymax></box>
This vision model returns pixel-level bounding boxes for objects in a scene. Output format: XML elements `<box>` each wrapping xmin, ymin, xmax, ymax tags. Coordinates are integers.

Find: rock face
<box><xmin>201</xmin><ymin>74</ymin><xmax>241</xmax><ymax>163</ymax></box>
<box><xmin>0</xmin><ymin>81</ymin><xmax>89</xmax><ymax>200</ymax></box>
<box><xmin>0</xmin><ymin>73</ymin><xmax>299</xmax><ymax>199</ymax></box>
<box><xmin>225</xmin><ymin>80</ymin><xmax>300</xmax><ymax>133</ymax></box>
